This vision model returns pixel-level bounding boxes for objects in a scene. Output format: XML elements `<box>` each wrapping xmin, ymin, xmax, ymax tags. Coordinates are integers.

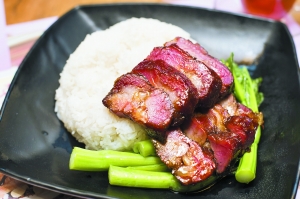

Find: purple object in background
<box><xmin>5</xmin><ymin>16</ymin><xmax>58</xmax><ymax>37</ymax></box>
<box><xmin>0</xmin><ymin>0</ymin><xmax>11</xmax><ymax>70</ymax></box>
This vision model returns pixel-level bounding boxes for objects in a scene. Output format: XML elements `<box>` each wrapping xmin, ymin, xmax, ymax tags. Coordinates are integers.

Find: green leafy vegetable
<box><xmin>223</xmin><ymin>53</ymin><xmax>264</xmax><ymax>183</ymax></box>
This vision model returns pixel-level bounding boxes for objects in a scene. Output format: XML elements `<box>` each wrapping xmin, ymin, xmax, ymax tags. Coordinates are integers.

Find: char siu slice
<box><xmin>225</xmin><ymin>103</ymin><xmax>263</xmax><ymax>150</ymax></box>
<box><xmin>207</xmin><ymin>131</ymin><xmax>241</xmax><ymax>173</ymax></box>
<box><xmin>225</xmin><ymin>115</ymin><xmax>257</xmax><ymax>151</ymax></box>
<box><xmin>102</xmin><ymin>73</ymin><xmax>174</xmax><ymax>133</ymax></box>
<box><xmin>147</xmin><ymin>44</ymin><xmax>222</xmax><ymax>108</ymax></box>
<box><xmin>182</xmin><ymin>94</ymin><xmax>263</xmax><ymax>173</ymax></box>
<box><xmin>181</xmin><ymin>104</ymin><xmax>229</xmax><ymax>147</ymax></box>
<box><xmin>220</xmin><ymin>95</ymin><xmax>264</xmax><ymax>129</ymax></box>
<box><xmin>152</xmin><ymin>128</ymin><xmax>216</xmax><ymax>185</ymax></box>
<box><xmin>132</xmin><ymin>59</ymin><xmax>198</xmax><ymax>126</ymax></box>
<box><xmin>208</xmin><ymin>111</ymin><xmax>262</xmax><ymax>173</ymax></box>
<box><xmin>165</xmin><ymin>37</ymin><xmax>233</xmax><ymax>99</ymax></box>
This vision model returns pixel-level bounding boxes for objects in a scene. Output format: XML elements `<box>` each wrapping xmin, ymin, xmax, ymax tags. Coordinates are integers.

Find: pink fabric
<box><xmin>9</xmin><ymin>40</ymin><xmax>36</xmax><ymax>67</ymax></box>
<box><xmin>5</xmin><ymin>16</ymin><xmax>58</xmax><ymax>37</ymax></box>
<box><xmin>0</xmin><ymin>0</ymin><xmax>10</xmax><ymax>70</ymax></box>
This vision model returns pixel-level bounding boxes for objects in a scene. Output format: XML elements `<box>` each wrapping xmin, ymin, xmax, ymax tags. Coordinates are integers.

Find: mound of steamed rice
<box><xmin>54</xmin><ymin>18</ymin><xmax>191</xmax><ymax>151</ymax></box>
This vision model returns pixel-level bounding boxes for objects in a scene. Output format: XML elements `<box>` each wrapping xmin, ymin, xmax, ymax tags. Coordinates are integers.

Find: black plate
<box><xmin>0</xmin><ymin>3</ymin><xmax>299</xmax><ymax>199</ymax></box>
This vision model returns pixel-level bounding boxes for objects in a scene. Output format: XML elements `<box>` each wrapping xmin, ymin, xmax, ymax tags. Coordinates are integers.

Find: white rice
<box><xmin>54</xmin><ymin>18</ymin><xmax>191</xmax><ymax>151</ymax></box>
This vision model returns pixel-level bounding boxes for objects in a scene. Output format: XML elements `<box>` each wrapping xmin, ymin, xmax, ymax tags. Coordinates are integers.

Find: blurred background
<box><xmin>4</xmin><ymin>0</ymin><xmax>300</xmax><ymax>24</ymax></box>
<box><xmin>2</xmin><ymin>0</ymin><xmax>300</xmax><ymax>69</ymax></box>
<box><xmin>1</xmin><ymin>0</ymin><xmax>300</xmax><ymax>70</ymax></box>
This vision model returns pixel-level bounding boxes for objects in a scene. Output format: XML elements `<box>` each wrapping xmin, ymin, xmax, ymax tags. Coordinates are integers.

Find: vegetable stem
<box><xmin>223</xmin><ymin>54</ymin><xmax>263</xmax><ymax>184</ymax></box>
<box><xmin>108</xmin><ymin>165</ymin><xmax>218</xmax><ymax>192</ymax></box>
<box><xmin>69</xmin><ymin>147</ymin><xmax>162</xmax><ymax>171</ymax></box>
<box><xmin>109</xmin><ymin>165</ymin><xmax>177</xmax><ymax>189</ymax></box>
<box><xmin>235</xmin><ymin>138</ymin><xmax>258</xmax><ymax>183</ymax></box>
<box><xmin>127</xmin><ymin>164</ymin><xmax>169</xmax><ymax>172</ymax></box>
<box><xmin>133</xmin><ymin>139</ymin><xmax>156</xmax><ymax>157</ymax></box>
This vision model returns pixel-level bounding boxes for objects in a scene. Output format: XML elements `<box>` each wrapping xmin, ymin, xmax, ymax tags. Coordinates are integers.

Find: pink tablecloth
<box><xmin>0</xmin><ymin>1</ymin><xmax>299</xmax><ymax>198</ymax></box>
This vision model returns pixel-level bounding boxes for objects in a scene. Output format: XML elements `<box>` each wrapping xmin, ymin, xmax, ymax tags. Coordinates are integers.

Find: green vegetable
<box><xmin>70</xmin><ymin>147</ymin><xmax>219</xmax><ymax>192</ymax></box>
<box><xmin>69</xmin><ymin>147</ymin><xmax>162</xmax><ymax>171</ymax></box>
<box><xmin>108</xmin><ymin>165</ymin><xmax>218</xmax><ymax>192</ymax></box>
<box><xmin>127</xmin><ymin>164</ymin><xmax>170</xmax><ymax>172</ymax></box>
<box><xmin>133</xmin><ymin>139</ymin><xmax>156</xmax><ymax>157</ymax></box>
<box><xmin>108</xmin><ymin>165</ymin><xmax>175</xmax><ymax>189</ymax></box>
<box><xmin>69</xmin><ymin>53</ymin><xmax>264</xmax><ymax>189</ymax></box>
<box><xmin>223</xmin><ymin>54</ymin><xmax>264</xmax><ymax>184</ymax></box>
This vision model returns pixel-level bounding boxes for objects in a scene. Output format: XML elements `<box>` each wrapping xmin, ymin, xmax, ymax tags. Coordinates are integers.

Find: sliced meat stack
<box><xmin>151</xmin><ymin>94</ymin><xmax>263</xmax><ymax>185</ymax></box>
<box><xmin>103</xmin><ymin>37</ymin><xmax>231</xmax><ymax>131</ymax></box>
<box><xmin>165</xmin><ymin>37</ymin><xmax>234</xmax><ymax>99</ymax></box>
<box><xmin>182</xmin><ymin>94</ymin><xmax>263</xmax><ymax>174</ymax></box>
<box><xmin>147</xmin><ymin>44</ymin><xmax>222</xmax><ymax>108</ymax></box>
<box><xmin>103</xmin><ymin>37</ymin><xmax>263</xmax><ymax>186</ymax></box>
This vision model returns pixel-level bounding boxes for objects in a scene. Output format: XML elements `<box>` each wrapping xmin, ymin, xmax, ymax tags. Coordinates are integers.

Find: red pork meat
<box><xmin>103</xmin><ymin>38</ymin><xmax>263</xmax><ymax>186</ymax></box>
<box><xmin>152</xmin><ymin>128</ymin><xmax>216</xmax><ymax>185</ymax></box>
<box><xmin>165</xmin><ymin>37</ymin><xmax>233</xmax><ymax>99</ymax></box>
<box><xmin>132</xmin><ymin>59</ymin><xmax>198</xmax><ymax>126</ymax></box>
<box><xmin>102</xmin><ymin>73</ymin><xmax>174</xmax><ymax>133</ymax></box>
<box><xmin>182</xmin><ymin>94</ymin><xmax>263</xmax><ymax>173</ymax></box>
<box><xmin>147</xmin><ymin>44</ymin><xmax>222</xmax><ymax>108</ymax></box>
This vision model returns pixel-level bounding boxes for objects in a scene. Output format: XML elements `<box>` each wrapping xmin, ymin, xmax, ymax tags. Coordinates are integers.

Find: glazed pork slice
<box><xmin>152</xmin><ymin>128</ymin><xmax>216</xmax><ymax>185</ymax></box>
<box><xmin>181</xmin><ymin>104</ymin><xmax>237</xmax><ymax>173</ymax></box>
<box><xmin>165</xmin><ymin>37</ymin><xmax>233</xmax><ymax>99</ymax></box>
<box><xmin>206</xmin><ymin>131</ymin><xmax>242</xmax><ymax>173</ymax></box>
<box><xmin>208</xmin><ymin>111</ymin><xmax>262</xmax><ymax>173</ymax></box>
<box><xmin>147</xmin><ymin>44</ymin><xmax>222</xmax><ymax>108</ymax></box>
<box><xmin>132</xmin><ymin>59</ymin><xmax>198</xmax><ymax>126</ymax></box>
<box><xmin>182</xmin><ymin>104</ymin><xmax>230</xmax><ymax>147</ymax></box>
<box><xmin>102</xmin><ymin>73</ymin><xmax>174</xmax><ymax>133</ymax></box>
<box><xmin>219</xmin><ymin>94</ymin><xmax>264</xmax><ymax>128</ymax></box>
<box><xmin>182</xmin><ymin>94</ymin><xmax>263</xmax><ymax>173</ymax></box>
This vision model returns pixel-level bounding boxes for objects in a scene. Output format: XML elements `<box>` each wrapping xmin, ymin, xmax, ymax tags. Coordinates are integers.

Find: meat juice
<box><xmin>241</xmin><ymin>0</ymin><xmax>296</xmax><ymax>19</ymax></box>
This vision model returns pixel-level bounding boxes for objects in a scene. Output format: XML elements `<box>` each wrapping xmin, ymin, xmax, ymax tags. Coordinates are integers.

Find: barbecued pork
<box><xmin>102</xmin><ymin>73</ymin><xmax>174</xmax><ymax>133</ymax></box>
<box><xmin>103</xmin><ymin>38</ymin><xmax>263</xmax><ymax>186</ymax></box>
<box><xmin>182</xmin><ymin>94</ymin><xmax>263</xmax><ymax>173</ymax></box>
<box><xmin>165</xmin><ymin>37</ymin><xmax>233</xmax><ymax>99</ymax></box>
<box><xmin>147</xmin><ymin>44</ymin><xmax>222</xmax><ymax>108</ymax></box>
<box><xmin>132</xmin><ymin>59</ymin><xmax>198</xmax><ymax>126</ymax></box>
<box><xmin>152</xmin><ymin>128</ymin><xmax>216</xmax><ymax>185</ymax></box>
<box><xmin>151</xmin><ymin>94</ymin><xmax>263</xmax><ymax>185</ymax></box>
<box><xmin>103</xmin><ymin>38</ymin><xmax>231</xmax><ymax>133</ymax></box>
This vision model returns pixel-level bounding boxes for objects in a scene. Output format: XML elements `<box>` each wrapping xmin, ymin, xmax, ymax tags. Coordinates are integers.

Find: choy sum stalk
<box><xmin>108</xmin><ymin>165</ymin><xmax>218</xmax><ymax>192</ymax></box>
<box><xmin>69</xmin><ymin>147</ymin><xmax>162</xmax><ymax>171</ymax></box>
<box><xmin>133</xmin><ymin>139</ymin><xmax>156</xmax><ymax>157</ymax></box>
<box><xmin>223</xmin><ymin>54</ymin><xmax>264</xmax><ymax>183</ymax></box>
